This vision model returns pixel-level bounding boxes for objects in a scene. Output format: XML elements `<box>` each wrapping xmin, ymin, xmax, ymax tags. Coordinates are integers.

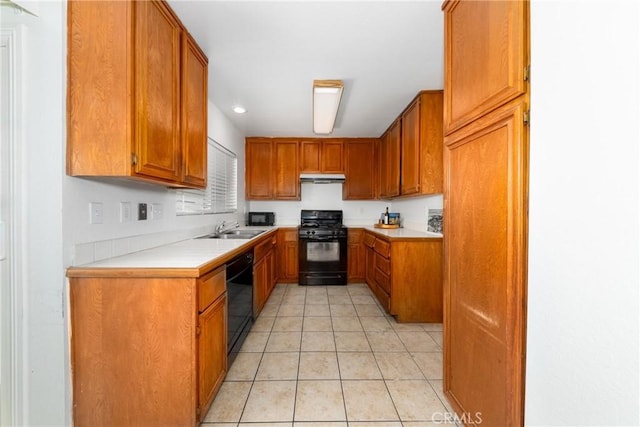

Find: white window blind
<box><xmin>176</xmin><ymin>138</ymin><xmax>237</xmax><ymax>215</ymax></box>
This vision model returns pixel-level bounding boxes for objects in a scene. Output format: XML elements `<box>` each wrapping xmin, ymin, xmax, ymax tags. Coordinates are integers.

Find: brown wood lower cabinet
<box><xmin>68</xmin><ymin>265</ymin><xmax>227</xmax><ymax>426</ymax></box>
<box><xmin>348</xmin><ymin>228</ymin><xmax>365</xmax><ymax>282</ymax></box>
<box><xmin>253</xmin><ymin>233</ymin><xmax>277</xmax><ymax>316</ymax></box>
<box><xmin>277</xmin><ymin>228</ymin><xmax>299</xmax><ymax>283</ymax></box>
<box><xmin>363</xmin><ymin>230</ymin><xmax>443</xmax><ymax>322</ymax></box>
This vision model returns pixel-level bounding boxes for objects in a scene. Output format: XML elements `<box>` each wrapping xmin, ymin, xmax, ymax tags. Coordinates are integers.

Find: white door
<box><xmin>1</xmin><ymin>29</ymin><xmax>14</xmax><ymax>426</ymax></box>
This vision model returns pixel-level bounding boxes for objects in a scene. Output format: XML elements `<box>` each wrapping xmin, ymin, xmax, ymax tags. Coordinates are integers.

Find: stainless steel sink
<box><xmin>198</xmin><ymin>229</ymin><xmax>266</xmax><ymax>240</ymax></box>
<box><xmin>223</xmin><ymin>229</ymin><xmax>265</xmax><ymax>237</ymax></box>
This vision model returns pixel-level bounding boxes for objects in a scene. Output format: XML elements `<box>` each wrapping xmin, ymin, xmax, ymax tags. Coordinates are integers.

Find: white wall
<box><xmin>1</xmin><ymin>2</ymin><xmax>66</xmax><ymax>424</ymax></box>
<box><xmin>249</xmin><ymin>183</ymin><xmax>443</xmax><ymax>230</ymax></box>
<box><xmin>526</xmin><ymin>1</ymin><xmax>639</xmax><ymax>425</ymax></box>
<box><xmin>1</xmin><ymin>1</ymin><xmax>247</xmax><ymax>424</ymax></box>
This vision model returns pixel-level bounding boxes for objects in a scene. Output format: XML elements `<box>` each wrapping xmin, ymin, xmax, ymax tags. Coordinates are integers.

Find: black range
<box><xmin>298</xmin><ymin>210</ymin><xmax>348</xmax><ymax>286</ymax></box>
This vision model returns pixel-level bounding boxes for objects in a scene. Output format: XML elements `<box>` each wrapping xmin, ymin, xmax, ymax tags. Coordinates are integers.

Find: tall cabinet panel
<box><xmin>442</xmin><ymin>1</ymin><xmax>529</xmax><ymax>426</ymax></box>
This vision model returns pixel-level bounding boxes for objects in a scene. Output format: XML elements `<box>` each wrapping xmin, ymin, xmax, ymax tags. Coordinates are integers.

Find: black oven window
<box><xmin>307</xmin><ymin>242</ymin><xmax>340</xmax><ymax>262</ymax></box>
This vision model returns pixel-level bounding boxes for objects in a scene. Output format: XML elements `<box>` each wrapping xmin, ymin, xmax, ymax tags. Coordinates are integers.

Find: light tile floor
<box><xmin>202</xmin><ymin>283</ymin><xmax>455</xmax><ymax>427</ymax></box>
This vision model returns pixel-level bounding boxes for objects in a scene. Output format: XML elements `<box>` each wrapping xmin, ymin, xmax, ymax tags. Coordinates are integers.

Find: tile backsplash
<box><xmin>72</xmin><ymin>224</ymin><xmax>216</xmax><ymax>266</ymax></box>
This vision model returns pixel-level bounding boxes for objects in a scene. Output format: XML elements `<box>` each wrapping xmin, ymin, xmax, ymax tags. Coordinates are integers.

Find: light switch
<box><xmin>89</xmin><ymin>202</ymin><xmax>103</xmax><ymax>224</ymax></box>
<box><xmin>120</xmin><ymin>202</ymin><xmax>132</xmax><ymax>223</ymax></box>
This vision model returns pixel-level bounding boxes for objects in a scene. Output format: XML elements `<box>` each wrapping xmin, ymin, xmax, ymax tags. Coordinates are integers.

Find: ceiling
<box><xmin>168</xmin><ymin>0</ymin><xmax>444</xmax><ymax>138</ymax></box>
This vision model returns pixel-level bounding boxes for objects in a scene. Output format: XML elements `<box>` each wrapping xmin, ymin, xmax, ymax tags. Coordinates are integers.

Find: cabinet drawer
<box><xmin>373</xmin><ymin>238</ymin><xmax>390</xmax><ymax>258</ymax></box>
<box><xmin>374</xmin><ymin>268</ymin><xmax>391</xmax><ymax>294</ymax></box>
<box><xmin>255</xmin><ymin>233</ymin><xmax>276</xmax><ymax>261</ymax></box>
<box><xmin>363</xmin><ymin>233</ymin><xmax>376</xmax><ymax>248</ymax></box>
<box><xmin>375</xmin><ymin>253</ymin><xmax>390</xmax><ymax>275</ymax></box>
<box><xmin>199</xmin><ymin>265</ymin><xmax>226</xmax><ymax>313</ymax></box>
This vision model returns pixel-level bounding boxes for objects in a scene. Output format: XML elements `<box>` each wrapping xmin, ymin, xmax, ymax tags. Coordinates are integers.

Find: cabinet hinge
<box><xmin>524</xmin><ymin>65</ymin><xmax>531</xmax><ymax>82</ymax></box>
<box><xmin>196</xmin><ymin>325</ymin><xmax>201</xmax><ymax>336</ymax></box>
<box><xmin>523</xmin><ymin>110</ymin><xmax>530</xmax><ymax>126</ymax></box>
<box><xmin>131</xmin><ymin>153</ymin><xmax>138</xmax><ymax>166</ymax></box>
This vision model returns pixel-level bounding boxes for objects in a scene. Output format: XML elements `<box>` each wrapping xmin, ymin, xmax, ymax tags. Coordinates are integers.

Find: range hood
<box><xmin>299</xmin><ymin>173</ymin><xmax>346</xmax><ymax>184</ymax></box>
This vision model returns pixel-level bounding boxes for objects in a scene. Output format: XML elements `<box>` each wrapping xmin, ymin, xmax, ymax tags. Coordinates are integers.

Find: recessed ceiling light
<box><xmin>232</xmin><ymin>106</ymin><xmax>247</xmax><ymax>114</ymax></box>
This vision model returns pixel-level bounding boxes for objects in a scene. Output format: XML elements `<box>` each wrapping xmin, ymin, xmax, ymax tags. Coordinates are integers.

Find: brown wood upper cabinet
<box><xmin>343</xmin><ymin>139</ymin><xmax>378</xmax><ymax>200</ymax></box>
<box><xmin>300</xmin><ymin>139</ymin><xmax>344</xmax><ymax>173</ymax></box>
<box><xmin>245</xmin><ymin>138</ymin><xmax>300</xmax><ymax>200</ymax></box>
<box><xmin>380</xmin><ymin>91</ymin><xmax>443</xmax><ymax>199</ymax></box>
<box><xmin>181</xmin><ymin>32</ymin><xmax>209</xmax><ymax>187</ymax></box>
<box><xmin>379</xmin><ymin>120</ymin><xmax>401</xmax><ymax>198</ymax></box>
<box><xmin>67</xmin><ymin>0</ymin><xmax>208</xmax><ymax>189</ymax></box>
<box><xmin>443</xmin><ymin>0</ymin><xmax>528</xmax><ymax>134</ymax></box>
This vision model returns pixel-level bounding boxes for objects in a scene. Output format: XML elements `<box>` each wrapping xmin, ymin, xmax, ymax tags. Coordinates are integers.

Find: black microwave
<box><xmin>247</xmin><ymin>212</ymin><xmax>275</xmax><ymax>226</ymax></box>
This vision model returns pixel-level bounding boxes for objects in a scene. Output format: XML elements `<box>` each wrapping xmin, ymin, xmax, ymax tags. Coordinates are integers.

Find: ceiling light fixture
<box><xmin>232</xmin><ymin>105</ymin><xmax>247</xmax><ymax>114</ymax></box>
<box><xmin>313</xmin><ymin>80</ymin><xmax>343</xmax><ymax>134</ymax></box>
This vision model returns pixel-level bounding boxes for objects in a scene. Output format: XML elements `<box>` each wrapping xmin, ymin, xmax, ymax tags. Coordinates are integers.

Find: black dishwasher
<box><xmin>226</xmin><ymin>250</ymin><xmax>254</xmax><ymax>365</ymax></box>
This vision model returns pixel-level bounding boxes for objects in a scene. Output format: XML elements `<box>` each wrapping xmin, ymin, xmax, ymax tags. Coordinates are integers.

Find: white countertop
<box><xmin>71</xmin><ymin>227</ymin><xmax>277</xmax><ymax>272</ymax></box>
<box><xmin>356</xmin><ymin>225</ymin><xmax>443</xmax><ymax>239</ymax></box>
<box><xmin>68</xmin><ymin>225</ymin><xmax>441</xmax><ymax>273</ymax></box>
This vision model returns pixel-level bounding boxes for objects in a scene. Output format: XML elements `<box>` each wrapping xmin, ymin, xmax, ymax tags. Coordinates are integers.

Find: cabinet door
<box><xmin>379</xmin><ymin>132</ymin><xmax>390</xmax><ymax>198</ymax></box>
<box><xmin>418</xmin><ymin>91</ymin><xmax>444</xmax><ymax>195</ymax></box>
<box><xmin>380</xmin><ymin>121</ymin><xmax>401</xmax><ymax>198</ymax></box>
<box><xmin>300</xmin><ymin>140</ymin><xmax>321</xmax><ymax>173</ymax></box>
<box><xmin>343</xmin><ymin>140</ymin><xmax>377</xmax><ymax>200</ymax></box>
<box><xmin>246</xmin><ymin>139</ymin><xmax>274</xmax><ymax>199</ymax></box>
<box><xmin>267</xmin><ymin>249</ymin><xmax>277</xmax><ymax>296</ymax></box>
<box><xmin>321</xmin><ymin>140</ymin><xmax>344</xmax><ymax>173</ymax></box>
<box><xmin>444</xmin><ymin>100</ymin><xmax>528</xmax><ymax>427</ymax></box>
<box><xmin>134</xmin><ymin>0</ymin><xmax>182</xmax><ymax>182</ymax></box>
<box><xmin>181</xmin><ymin>32</ymin><xmax>208</xmax><ymax>188</ymax></box>
<box><xmin>443</xmin><ymin>0</ymin><xmax>528</xmax><ymax>134</ymax></box>
<box><xmin>277</xmin><ymin>229</ymin><xmax>299</xmax><ymax>283</ymax></box>
<box><xmin>198</xmin><ymin>293</ymin><xmax>227</xmax><ymax>420</ymax></box>
<box><xmin>347</xmin><ymin>228</ymin><xmax>365</xmax><ymax>282</ymax></box>
<box><xmin>274</xmin><ymin>140</ymin><xmax>300</xmax><ymax>200</ymax></box>
<box><xmin>67</xmin><ymin>0</ymin><xmax>133</xmax><ymax>177</ymax></box>
<box><xmin>401</xmin><ymin>99</ymin><xmax>420</xmax><ymax>195</ymax></box>
<box><xmin>253</xmin><ymin>258</ymin><xmax>267</xmax><ymax>317</ymax></box>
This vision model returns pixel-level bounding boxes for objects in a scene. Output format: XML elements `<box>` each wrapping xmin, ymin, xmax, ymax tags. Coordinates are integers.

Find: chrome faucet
<box><xmin>215</xmin><ymin>220</ymin><xmax>240</xmax><ymax>234</ymax></box>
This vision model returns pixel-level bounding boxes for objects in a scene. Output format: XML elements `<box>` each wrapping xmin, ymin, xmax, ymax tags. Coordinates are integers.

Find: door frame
<box><xmin>0</xmin><ymin>26</ymin><xmax>25</xmax><ymax>426</ymax></box>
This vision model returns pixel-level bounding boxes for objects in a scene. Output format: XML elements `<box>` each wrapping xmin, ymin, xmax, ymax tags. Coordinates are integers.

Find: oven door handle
<box><xmin>305</xmin><ymin>237</ymin><xmax>339</xmax><ymax>242</ymax></box>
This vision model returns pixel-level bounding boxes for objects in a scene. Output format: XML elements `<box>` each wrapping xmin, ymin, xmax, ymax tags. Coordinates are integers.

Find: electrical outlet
<box><xmin>89</xmin><ymin>202</ymin><xmax>104</xmax><ymax>224</ymax></box>
<box><xmin>138</xmin><ymin>203</ymin><xmax>148</xmax><ymax>221</ymax></box>
<box><xmin>120</xmin><ymin>202</ymin><xmax>132</xmax><ymax>223</ymax></box>
<box><xmin>151</xmin><ymin>203</ymin><xmax>163</xmax><ymax>220</ymax></box>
